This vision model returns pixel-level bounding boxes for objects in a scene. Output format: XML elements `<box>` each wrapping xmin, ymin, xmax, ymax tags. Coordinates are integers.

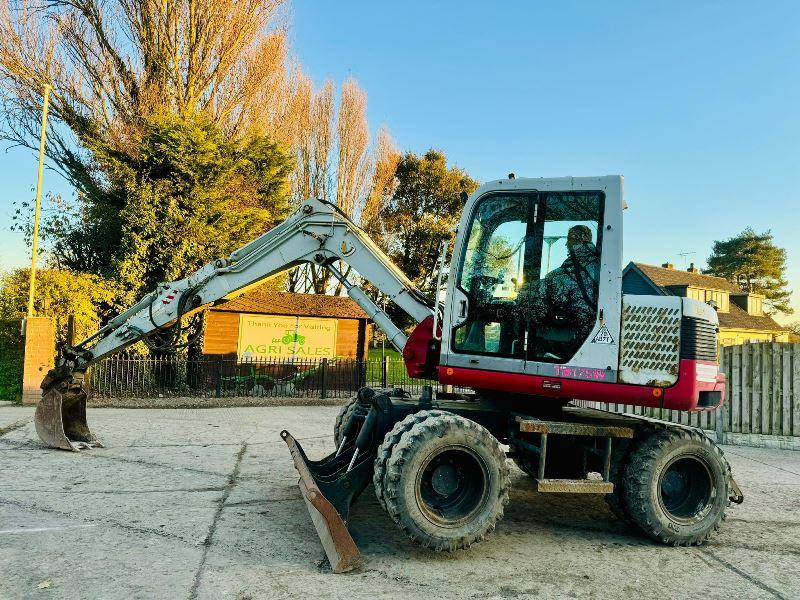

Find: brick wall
<box><xmin>22</xmin><ymin>317</ymin><xmax>54</xmax><ymax>405</ymax></box>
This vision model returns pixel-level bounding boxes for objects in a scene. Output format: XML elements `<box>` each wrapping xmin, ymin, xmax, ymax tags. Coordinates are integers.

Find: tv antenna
<box><xmin>678</xmin><ymin>251</ymin><xmax>696</xmax><ymax>267</ymax></box>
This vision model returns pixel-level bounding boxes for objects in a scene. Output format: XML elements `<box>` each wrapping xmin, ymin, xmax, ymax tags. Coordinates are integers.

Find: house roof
<box><xmin>718</xmin><ymin>303</ymin><xmax>785</xmax><ymax>332</ymax></box>
<box><xmin>212</xmin><ymin>289</ymin><xmax>369</xmax><ymax>320</ymax></box>
<box><xmin>631</xmin><ymin>263</ymin><xmax>741</xmax><ymax>293</ymax></box>
<box><xmin>628</xmin><ymin>262</ymin><xmax>784</xmax><ymax>332</ymax></box>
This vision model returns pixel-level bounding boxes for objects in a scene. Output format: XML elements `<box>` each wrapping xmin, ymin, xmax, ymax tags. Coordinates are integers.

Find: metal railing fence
<box><xmin>88</xmin><ymin>354</ymin><xmax>437</xmax><ymax>399</ymax></box>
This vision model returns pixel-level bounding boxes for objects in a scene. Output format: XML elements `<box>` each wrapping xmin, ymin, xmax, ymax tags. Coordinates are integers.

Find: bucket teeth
<box><xmin>35</xmin><ymin>371</ymin><xmax>102</xmax><ymax>452</ymax></box>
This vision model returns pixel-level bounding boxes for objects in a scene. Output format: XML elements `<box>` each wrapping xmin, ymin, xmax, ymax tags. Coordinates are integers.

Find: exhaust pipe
<box><xmin>35</xmin><ymin>367</ymin><xmax>102</xmax><ymax>451</ymax></box>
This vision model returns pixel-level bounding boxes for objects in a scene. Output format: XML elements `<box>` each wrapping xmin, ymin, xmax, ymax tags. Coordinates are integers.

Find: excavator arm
<box><xmin>36</xmin><ymin>198</ymin><xmax>436</xmax><ymax>451</ymax></box>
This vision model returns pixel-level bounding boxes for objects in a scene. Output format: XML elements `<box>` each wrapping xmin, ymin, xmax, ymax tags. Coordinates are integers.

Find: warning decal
<box><xmin>591</xmin><ymin>325</ymin><xmax>614</xmax><ymax>345</ymax></box>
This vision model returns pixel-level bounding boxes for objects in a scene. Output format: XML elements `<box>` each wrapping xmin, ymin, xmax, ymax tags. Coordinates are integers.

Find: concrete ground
<box><xmin>1</xmin><ymin>406</ymin><xmax>798</xmax><ymax>600</ymax></box>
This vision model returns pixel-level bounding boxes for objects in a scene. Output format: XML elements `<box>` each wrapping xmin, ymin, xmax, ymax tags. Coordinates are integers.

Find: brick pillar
<box><xmin>22</xmin><ymin>317</ymin><xmax>54</xmax><ymax>405</ymax></box>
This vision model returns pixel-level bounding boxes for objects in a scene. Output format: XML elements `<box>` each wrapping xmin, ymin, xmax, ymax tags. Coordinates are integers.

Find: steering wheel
<box><xmin>470</xmin><ymin>274</ymin><xmax>501</xmax><ymax>289</ymax></box>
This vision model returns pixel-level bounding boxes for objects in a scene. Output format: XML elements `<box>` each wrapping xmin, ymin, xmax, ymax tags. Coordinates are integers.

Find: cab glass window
<box><xmin>453</xmin><ymin>194</ymin><xmax>534</xmax><ymax>357</ymax></box>
<box><xmin>452</xmin><ymin>190</ymin><xmax>605</xmax><ymax>363</ymax></box>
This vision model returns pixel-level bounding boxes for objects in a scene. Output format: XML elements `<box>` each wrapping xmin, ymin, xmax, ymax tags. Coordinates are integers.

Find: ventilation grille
<box><xmin>680</xmin><ymin>317</ymin><xmax>718</xmax><ymax>362</ymax></box>
<box><xmin>620</xmin><ymin>303</ymin><xmax>681</xmax><ymax>385</ymax></box>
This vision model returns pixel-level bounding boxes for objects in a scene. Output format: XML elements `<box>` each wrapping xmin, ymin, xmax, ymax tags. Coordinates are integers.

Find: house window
<box><xmin>686</xmin><ymin>288</ymin><xmax>703</xmax><ymax>302</ymax></box>
<box><xmin>696</xmin><ymin>289</ymin><xmax>728</xmax><ymax>312</ymax></box>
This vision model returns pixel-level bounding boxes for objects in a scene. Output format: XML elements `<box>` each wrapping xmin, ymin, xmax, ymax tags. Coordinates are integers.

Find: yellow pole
<box><xmin>27</xmin><ymin>84</ymin><xmax>51</xmax><ymax>318</ymax></box>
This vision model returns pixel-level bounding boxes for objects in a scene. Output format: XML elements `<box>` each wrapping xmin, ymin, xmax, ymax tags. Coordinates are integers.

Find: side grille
<box><xmin>619</xmin><ymin>301</ymin><xmax>681</xmax><ymax>385</ymax></box>
<box><xmin>680</xmin><ymin>317</ymin><xmax>718</xmax><ymax>362</ymax></box>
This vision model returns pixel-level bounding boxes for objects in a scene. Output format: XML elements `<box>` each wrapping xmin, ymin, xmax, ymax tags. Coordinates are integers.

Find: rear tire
<box><xmin>373</xmin><ymin>410</ymin><xmax>447</xmax><ymax>511</ymax></box>
<box><xmin>383</xmin><ymin>413</ymin><xmax>509</xmax><ymax>551</ymax></box>
<box><xmin>604</xmin><ymin>438</ymin><xmax>634</xmax><ymax>525</ymax></box>
<box><xmin>623</xmin><ymin>428</ymin><xmax>730</xmax><ymax>545</ymax></box>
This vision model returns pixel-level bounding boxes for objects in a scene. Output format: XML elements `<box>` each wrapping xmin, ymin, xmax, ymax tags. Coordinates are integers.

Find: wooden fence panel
<box><xmin>794</xmin><ymin>344</ymin><xmax>800</xmax><ymax>437</ymax></box>
<box><xmin>751</xmin><ymin>344</ymin><xmax>761</xmax><ymax>434</ymax></box>
<box><xmin>741</xmin><ymin>344</ymin><xmax>751</xmax><ymax>433</ymax></box>
<box><xmin>761</xmin><ymin>344</ymin><xmax>771</xmax><ymax>434</ymax></box>
<box><xmin>723</xmin><ymin>347</ymin><xmax>732</xmax><ymax>432</ymax></box>
<box><xmin>579</xmin><ymin>342</ymin><xmax>797</xmax><ymax>439</ymax></box>
<box><xmin>731</xmin><ymin>346</ymin><xmax>741</xmax><ymax>433</ymax></box>
<box><xmin>782</xmin><ymin>344</ymin><xmax>792</xmax><ymax>436</ymax></box>
<box><xmin>771</xmin><ymin>344</ymin><xmax>781</xmax><ymax>435</ymax></box>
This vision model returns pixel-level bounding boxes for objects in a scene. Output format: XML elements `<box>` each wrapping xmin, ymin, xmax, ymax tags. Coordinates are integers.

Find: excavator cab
<box><xmin>440</xmin><ymin>176</ymin><xmax>623</xmax><ymax>386</ymax></box>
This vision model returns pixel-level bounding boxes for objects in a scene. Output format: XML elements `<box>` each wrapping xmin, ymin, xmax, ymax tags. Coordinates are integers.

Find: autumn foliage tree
<box><xmin>0</xmin><ymin>0</ymin><xmax>297</xmax><ymax>306</ymax></box>
<box><xmin>0</xmin><ymin>268</ymin><xmax>117</xmax><ymax>400</ymax></box>
<box><xmin>0</xmin><ymin>268</ymin><xmax>115</xmax><ymax>342</ymax></box>
<box><xmin>367</xmin><ymin>150</ymin><xmax>479</xmax><ymax>297</ymax></box>
<box><xmin>284</xmin><ymin>74</ymin><xmax>401</xmax><ymax>294</ymax></box>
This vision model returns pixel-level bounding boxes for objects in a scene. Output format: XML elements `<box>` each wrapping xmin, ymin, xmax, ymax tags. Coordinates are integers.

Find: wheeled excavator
<box><xmin>36</xmin><ymin>176</ymin><xmax>742</xmax><ymax>572</ymax></box>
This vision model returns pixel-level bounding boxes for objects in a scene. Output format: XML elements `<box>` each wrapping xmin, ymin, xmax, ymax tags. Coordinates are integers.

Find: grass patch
<box><xmin>367</xmin><ymin>346</ymin><xmax>402</xmax><ymax>362</ymax></box>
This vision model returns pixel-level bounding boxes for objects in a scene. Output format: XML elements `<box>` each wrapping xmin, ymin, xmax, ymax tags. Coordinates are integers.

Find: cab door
<box><xmin>442</xmin><ymin>191</ymin><xmax>542</xmax><ymax>375</ymax></box>
<box><xmin>522</xmin><ymin>189</ymin><xmax>608</xmax><ymax>375</ymax></box>
<box><xmin>441</xmin><ymin>176</ymin><xmax>623</xmax><ymax>384</ymax></box>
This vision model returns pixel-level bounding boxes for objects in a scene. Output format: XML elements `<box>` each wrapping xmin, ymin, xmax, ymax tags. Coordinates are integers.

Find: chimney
<box><xmin>661</xmin><ymin>262</ymin><xmax>674</xmax><ymax>269</ymax></box>
<box><xmin>687</xmin><ymin>263</ymin><xmax>701</xmax><ymax>274</ymax></box>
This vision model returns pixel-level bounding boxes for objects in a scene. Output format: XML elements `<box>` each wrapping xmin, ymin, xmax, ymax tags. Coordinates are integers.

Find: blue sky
<box><xmin>1</xmin><ymin>1</ymin><xmax>798</xmax><ymax>320</ymax></box>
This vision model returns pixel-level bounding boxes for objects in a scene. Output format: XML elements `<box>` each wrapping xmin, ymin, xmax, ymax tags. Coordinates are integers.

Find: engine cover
<box><xmin>619</xmin><ymin>295</ymin><xmax>719</xmax><ymax>387</ymax></box>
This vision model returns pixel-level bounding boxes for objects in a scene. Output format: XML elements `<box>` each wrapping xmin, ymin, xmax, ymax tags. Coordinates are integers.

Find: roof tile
<box><xmin>632</xmin><ymin>263</ymin><xmax>741</xmax><ymax>293</ymax></box>
<box><xmin>212</xmin><ymin>289</ymin><xmax>369</xmax><ymax>319</ymax></box>
<box><xmin>718</xmin><ymin>303</ymin><xmax>784</xmax><ymax>332</ymax></box>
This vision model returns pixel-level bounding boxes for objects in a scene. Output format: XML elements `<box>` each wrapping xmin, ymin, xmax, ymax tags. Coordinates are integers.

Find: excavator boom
<box><xmin>36</xmin><ymin>198</ymin><xmax>435</xmax><ymax>452</ymax></box>
<box><xmin>35</xmin><ymin>198</ymin><xmax>441</xmax><ymax>570</ymax></box>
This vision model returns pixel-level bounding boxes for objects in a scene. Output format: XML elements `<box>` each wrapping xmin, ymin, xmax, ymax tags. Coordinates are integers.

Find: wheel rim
<box><xmin>415</xmin><ymin>445</ymin><xmax>489</xmax><ymax>527</ymax></box>
<box><xmin>658</xmin><ymin>455</ymin><xmax>716</xmax><ymax>524</ymax></box>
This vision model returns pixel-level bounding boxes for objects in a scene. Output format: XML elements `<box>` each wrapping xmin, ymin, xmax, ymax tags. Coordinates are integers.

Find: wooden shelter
<box><xmin>202</xmin><ymin>288</ymin><xmax>372</xmax><ymax>360</ymax></box>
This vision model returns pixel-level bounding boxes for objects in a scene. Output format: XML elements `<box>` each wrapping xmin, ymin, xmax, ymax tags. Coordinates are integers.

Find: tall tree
<box><xmin>0</xmin><ymin>0</ymin><xmax>395</xmax><ymax>304</ymax></box>
<box><xmin>706</xmin><ymin>228</ymin><xmax>793</xmax><ymax>315</ymax></box>
<box><xmin>0</xmin><ymin>0</ymin><xmax>297</xmax><ymax>306</ymax></box>
<box><xmin>285</xmin><ymin>74</ymin><xmax>398</xmax><ymax>294</ymax></box>
<box><xmin>104</xmin><ymin>115</ymin><xmax>293</xmax><ymax>305</ymax></box>
<box><xmin>367</xmin><ymin>149</ymin><xmax>479</xmax><ymax>297</ymax></box>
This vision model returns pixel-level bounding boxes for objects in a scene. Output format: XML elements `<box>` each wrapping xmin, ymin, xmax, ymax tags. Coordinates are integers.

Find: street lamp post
<box><xmin>26</xmin><ymin>84</ymin><xmax>51</xmax><ymax>319</ymax></box>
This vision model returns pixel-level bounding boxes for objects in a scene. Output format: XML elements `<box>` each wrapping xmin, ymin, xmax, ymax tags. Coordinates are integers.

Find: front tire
<box><xmin>623</xmin><ymin>428</ymin><xmax>730</xmax><ymax>545</ymax></box>
<box><xmin>373</xmin><ymin>410</ymin><xmax>447</xmax><ymax>511</ymax></box>
<box><xmin>383</xmin><ymin>413</ymin><xmax>509</xmax><ymax>551</ymax></box>
<box><xmin>333</xmin><ymin>395</ymin><xmax>359</xmax><ymax>447</ymax></box>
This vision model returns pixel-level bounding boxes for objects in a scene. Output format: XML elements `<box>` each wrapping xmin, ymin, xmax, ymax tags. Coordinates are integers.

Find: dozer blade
<box><xmin>35</xmin><ymin>370</ymin><xmax>102</xmax><ymax>452</ymax></box>
<box><xmin>281</xmin><ymin>430</ymin><xmax>373</xmax><ymax>573</ymax></box>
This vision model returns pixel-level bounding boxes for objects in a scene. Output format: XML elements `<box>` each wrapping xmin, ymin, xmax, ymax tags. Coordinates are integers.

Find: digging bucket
<box><xmin>35</xmin><ymin>368</ymin><xmax>102</xmax><ymax>451</ymax></box>
<box><xmin>281</xmin><ymin>429</ymin><xmax>375</xmax><ymax>573</ymax></box>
